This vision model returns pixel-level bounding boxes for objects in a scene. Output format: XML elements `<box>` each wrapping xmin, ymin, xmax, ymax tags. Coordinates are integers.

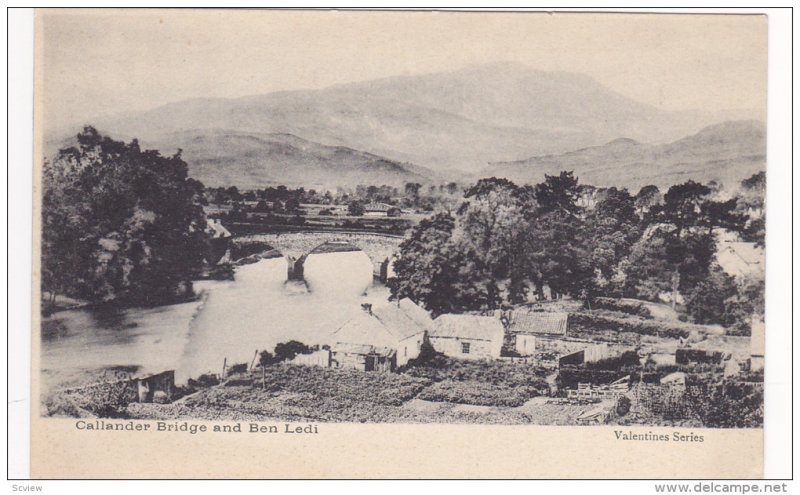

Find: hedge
<box><xmin>591</xmin><ymin>297</ymin><xmax>652</xmax><ymax>318</ymax></box>
<box><xmin>570</xmin><ymin>311</ymin><xmax>692</xmax><ymax>339</ymax></box>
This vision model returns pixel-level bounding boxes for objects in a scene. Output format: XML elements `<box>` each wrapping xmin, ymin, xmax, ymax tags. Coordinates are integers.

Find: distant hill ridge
<box><xmin>485</xmin><ymin>120</ymin><xmax>766</xmax><ymax>190</ymax></box>
<box><xmin>45</xmin><ymin>62</ymin><xmax>765</xmax><ymax>189</ymax></box>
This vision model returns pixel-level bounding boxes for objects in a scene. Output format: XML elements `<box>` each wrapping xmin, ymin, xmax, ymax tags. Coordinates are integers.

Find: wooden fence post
<box><xmin>250</xmin><ymin>349</ymin><xmax>259</xmax><ymax>372</ymax></box>
<box><xmin>222</xmin><ymin>357</ymin><xmax>227</xmax><ymax>381</ymax></box>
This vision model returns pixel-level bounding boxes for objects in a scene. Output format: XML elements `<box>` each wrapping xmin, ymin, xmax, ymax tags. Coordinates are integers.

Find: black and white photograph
<box><xmin>35</xmin><ymin>9</ymin><xmax>768</xmax><ymax>433</ymax></box>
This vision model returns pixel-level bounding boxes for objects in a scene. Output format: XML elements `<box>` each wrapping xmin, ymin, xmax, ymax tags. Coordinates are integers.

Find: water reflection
<box><xmin>41</xmin><ymin>251</ymin><xmax>387</xmax><ymax>388</ymax></box>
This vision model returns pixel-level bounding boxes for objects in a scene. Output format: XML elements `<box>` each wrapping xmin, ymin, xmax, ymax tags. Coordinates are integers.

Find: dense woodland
<box><xmin>390</xmin><ymin>172</ymin><xmax>765</xmax><ymax>333</ymax></box>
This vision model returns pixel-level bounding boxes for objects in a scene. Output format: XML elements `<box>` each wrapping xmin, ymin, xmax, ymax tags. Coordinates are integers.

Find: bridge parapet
<box><xmin>237</xmin><ymin>232</ymin><xmax>403</xmax><ymax>268</ymax></box>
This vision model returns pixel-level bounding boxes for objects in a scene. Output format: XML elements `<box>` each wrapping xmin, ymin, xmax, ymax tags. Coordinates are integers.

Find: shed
<box><xmin>135</xmin><ymin>370</ymin><xmax>175</xmax><ymax>403</ymax></box>
<box><xmin>429</xmin><ymin>314</ymin><xmax>504</xmax><ymax>360</ymax></box>
<box><xmin>508</xmin><ymin>311</ymin><xmax>568</xmax><ymax>338</ymax></box>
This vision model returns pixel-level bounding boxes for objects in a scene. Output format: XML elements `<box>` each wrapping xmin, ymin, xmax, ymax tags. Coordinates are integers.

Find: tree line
<box><xmin>389</xmin><ymin>172</ymin><xmax>765</xmax><ymax>332</ymax></box>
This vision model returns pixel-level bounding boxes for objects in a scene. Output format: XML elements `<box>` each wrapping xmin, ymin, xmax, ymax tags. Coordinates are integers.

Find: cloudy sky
<box><xmin>38</xmin><ymin>9</ymin><xmax>767</xmax><ymax>131</ymax></box>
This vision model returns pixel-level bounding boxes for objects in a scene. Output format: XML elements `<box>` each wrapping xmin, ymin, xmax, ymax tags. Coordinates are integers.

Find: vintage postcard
<box><xmin>31</xmin><ymin>9</ymin><xmax>767</xmax><ymax>478</ymax></box>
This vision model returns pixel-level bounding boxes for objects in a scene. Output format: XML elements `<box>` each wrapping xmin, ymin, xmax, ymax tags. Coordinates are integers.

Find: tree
<box><xmin>273</xmin><ymin>341</ymin><xmax>311</xmax><ymax>362</ymax></box>
<box><xmin>41</xmin><ymin>127</ymin><xmax>208</xmax><ymax>306</ymax></box>
<box><xmin>405</xmin><ymin>182</ymin><xmax>422</xmax><ymax>198</ymax></box>
<box><xmin>458</xmin><ymin>178</ymin><xmax>535</xmax><ymax>303</ymax></box>
<box><xmin>390</xmin><ymin>213</ymin><xmax>497</xmax><ymax>315</ymax></box>
<box><xmin>348</xmin><ymin>200</ymin><xmax>364</xmax><ymax>216</ymax></box>
<box><xmin>634</xmin><ymin>185</ymin><xmax>661</xmax><ymax>216</ymax></box>
<box><xmin>534</xmin><ymin>171</ymin><xmax>581</xmax><ymax>215</ymax></box>
<box><xmin>586</xmin><ymin>188</ymin><xmax>642</xmax><ymax>281</ymax></box>
<box><xmin>623</xmin><ymin>236</ymin><xmax>675</xmax><ymax>301</ymax></box>
<box><xmin>645</xmin><ymin>180</ymin><xmax>745</xmax><ymax>308</ymax></box>
<box><xmin>737</xmin><ymin>171</ymin><xmax>766</xmax><ymax>247</ymax></box>
<box><xmin>283</xmin><ymin>196</ymin><xmax>301</xmax><ymax>213</ymax></box>
<box><xmin>684</xmin><ymin>265</ymin><xmax>739</xmax><ymax>324</ymax></box>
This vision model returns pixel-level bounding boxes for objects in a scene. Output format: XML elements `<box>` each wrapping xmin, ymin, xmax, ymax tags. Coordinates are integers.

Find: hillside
<box><xmin>48</xmin><ymin>62</ymin><xmax>753</xmax><ymax>176</ymax></box>
<box><xmin>484</xmin><ymin>120</ymin><xmax>766</xmax><ymax>190</ymax></box>
<box><xmin>51</xmin><ymin>129</ymin><xmax>434</xmax><ymax>189</ymax></box>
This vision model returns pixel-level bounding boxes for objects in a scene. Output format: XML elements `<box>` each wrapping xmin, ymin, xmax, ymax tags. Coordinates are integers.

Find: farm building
<box><xmin>330</xmin><ymin>299</ymin><xmax>432</xmax><ymax>371</ymax></box>
<box><xmin>507</xmin><ymin>311</ymin><xmax>568</xmax><ymax>338</ymax></box>
<box><xmin>558</xmin><ymin>343</ymin><xmax>614</xmax><ymax>368</ymax></box>
<box><xmin>363</xmin><ymin>202</ymin><xmax>394</xmax><ymax>216</ymax></box>
<box><xmin>429</xmin><ymin>314</ymin><xmax>504</xmax><ymax>360</ymax></box>
<box><xmin>135</xmin><ymin>370</ymin><xmax>175</xmax><ymax>403</ymax></box>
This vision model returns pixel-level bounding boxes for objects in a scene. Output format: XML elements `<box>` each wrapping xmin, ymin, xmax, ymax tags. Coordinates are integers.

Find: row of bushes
<box><xmin>402</xmin><ymin>354</ymin><xmax>549</xmax><ymax>390</ymax></box>
<box><xmin>590</xmin><ymin>297</ymin><xmax>652</xmax><ymax>319</ymax></box>
<box><xmin>416</xmin><ymin>380</ymin><xmax>534</xmax><ymax>407</ymax></box>
<box><xmin>569</xmin><ymin>311</ymin><xmax>693</xmax><ymax>339</ymax></box>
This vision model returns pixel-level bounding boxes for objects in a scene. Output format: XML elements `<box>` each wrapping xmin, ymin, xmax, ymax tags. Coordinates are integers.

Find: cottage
<box><xmin>429</xmin><ymin>314</ymin><xmax>504</xmax><ymax>360</ymax></box>
<box><xmin>331</xmin><ymin>299</ymin><xmax>432</xmax><ymax>371</ymax></box>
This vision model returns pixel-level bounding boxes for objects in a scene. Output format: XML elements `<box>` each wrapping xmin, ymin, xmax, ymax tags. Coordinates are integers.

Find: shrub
<box><xmin>259</xmin><ymin>350</ymin><xmax>275</xmax><ymax>367</ymax></box>
<box><xmin>43</xmin><ymin>380</ymin><xmax>139</xmax><ymax>418</ymax></box>
<box><xmin>403</xmin><ymin>356</ymin><xmax>549</xmax><ymax>392</ymax></box>
<box><xmin>274</xmin><ymin>341</ymin><xmax>311</xmax><ymax>362</ymax></box>
<box><xmin>616</xmin><ymin>396</ymin><xmax>632</xmax><ymax>416</ymax></box>
<box><xmin>592</xmin><ymin>297</ymin><xmax>652</xmax><ymax>318</ymax></box>
<box><xmin>402</xmin><ymin>338</ymin><xmax>443</xmax><ymax>368</ymax></box>
<box><xmin>685</xmin><ymin>380</ymin><xmax>763</xmax><ymax>428</ymax></box>
<box><xmin>570</xmin><ymin>311</ymin><xmax>692</xmax><ymax>339</ymax></box>
<box><xmin>585</xmin><ymin>350</ymin><xmax>642</xmax><ymax>371</ymax></box>
<box><xmin>187</xmin><ymin>373</ymin><xmax>219</xmax><ymax>388</ymax></box>
<box><xmin>227</xmin><ymin>363</ymin><xmax>249</xmax><ymax>375</ymax></box>
<box><xmin>417</xmin><ymin>380</ymin><xmax>534</xmax><ymax>407</ymax></box>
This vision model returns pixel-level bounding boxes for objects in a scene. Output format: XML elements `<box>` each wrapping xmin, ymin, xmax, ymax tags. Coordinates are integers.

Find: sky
<box><xmin>38</xmin><ymin>10</ymin><xmax>767</xmax><ymax>131</ymax></box>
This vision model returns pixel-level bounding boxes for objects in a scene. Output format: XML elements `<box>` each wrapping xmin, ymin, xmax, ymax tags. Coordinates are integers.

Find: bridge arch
<box><xmin>230</xmin><ymin>231</ymin><xmax>404</xmax><ymax>282</ymax></box>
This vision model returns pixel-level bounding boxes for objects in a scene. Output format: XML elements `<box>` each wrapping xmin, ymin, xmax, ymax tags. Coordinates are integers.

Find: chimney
<box><xmin>361</xmin><ymin>303</ymin><xmax>373</xmax><ymax>315</ymax></box>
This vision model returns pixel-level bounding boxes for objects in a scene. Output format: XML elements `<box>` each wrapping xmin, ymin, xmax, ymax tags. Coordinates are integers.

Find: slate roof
<box><xmin>431</xmin><ymin>314</ymin><xmax>504</xmax><ymax>342</ymax></box>
<box><xmin>508</xmin><ymin>311</ymin><xmax>569</xmax><ymax>336</ymax></box>
<box><xmin>331</xmin><ymin>299</ymin><xmax>431</xmax><ymax>354</ymax></box>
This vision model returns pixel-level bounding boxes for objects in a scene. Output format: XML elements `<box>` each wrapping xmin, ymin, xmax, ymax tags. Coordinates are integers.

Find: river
<box><xmin>40</xmin><ymin>250</ymin><xmax>388</xmax><ymax>390</ymax></box>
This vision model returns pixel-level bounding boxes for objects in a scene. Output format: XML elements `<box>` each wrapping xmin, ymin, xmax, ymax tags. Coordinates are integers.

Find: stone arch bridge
<box><xmin>229</xmin><ymin>231</ymin><xmax>404</xmax><ymax>281</ymax></box>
